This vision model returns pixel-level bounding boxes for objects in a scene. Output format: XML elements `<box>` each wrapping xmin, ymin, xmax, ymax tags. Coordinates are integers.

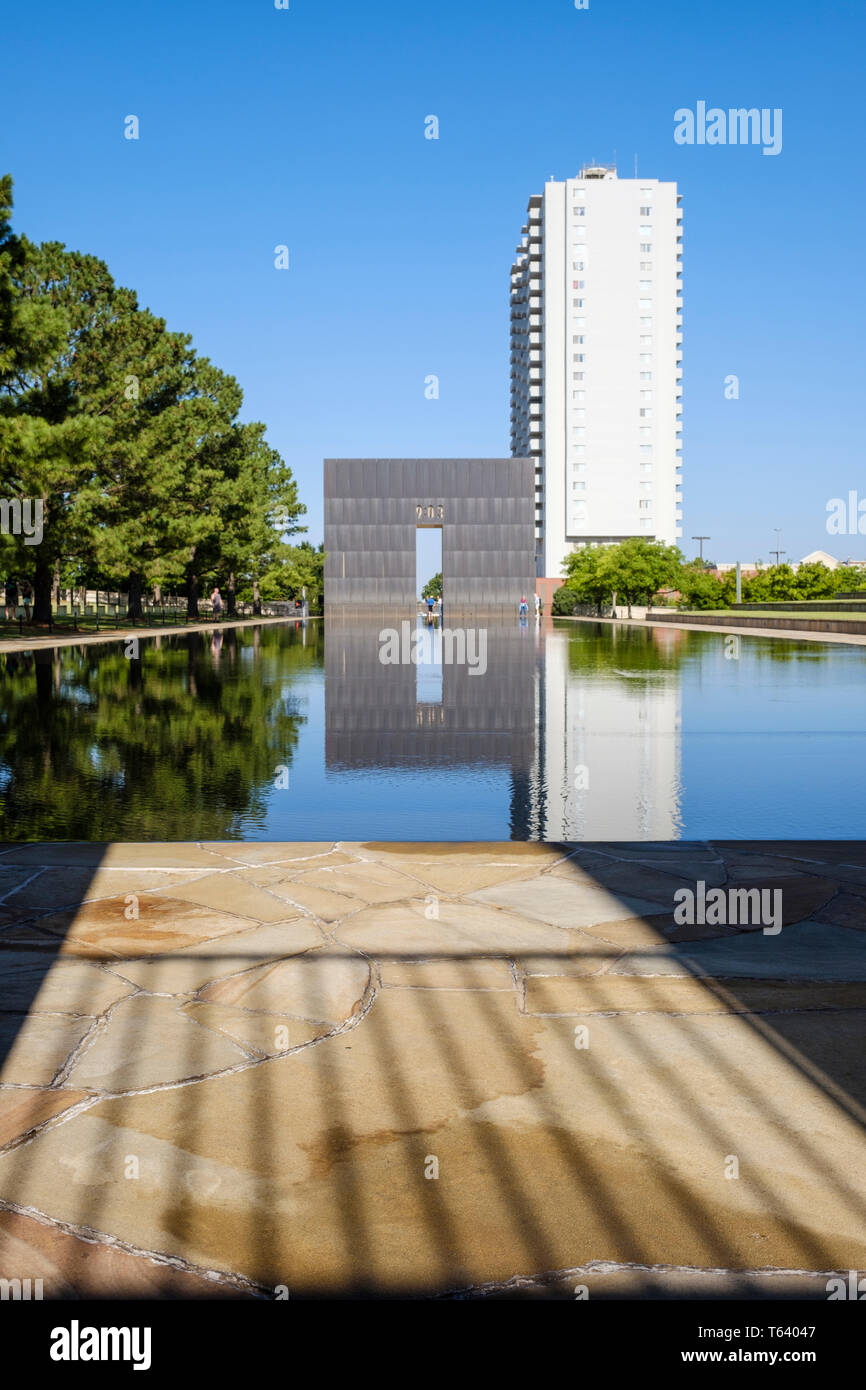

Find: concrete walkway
<box><xmin>0</xmin><ymin>614</ymin><xmax>319</xmax><ymax>655</ymax></box>
<box><xmin>561</xmin><ymin>613</ymin><xmax>866</xmax><ymax>646</ymax></box>
<box><xmin>0</xmin><ymin>839</ymin><xmax>864</xmax><ymax>1298</ymax></box>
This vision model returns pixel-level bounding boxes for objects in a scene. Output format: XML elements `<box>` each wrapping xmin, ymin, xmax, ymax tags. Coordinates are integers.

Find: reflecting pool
<box><xmin>0</xmin><ymin>618</ymin><xmax>864</xmax><ymax>840</ymax></box>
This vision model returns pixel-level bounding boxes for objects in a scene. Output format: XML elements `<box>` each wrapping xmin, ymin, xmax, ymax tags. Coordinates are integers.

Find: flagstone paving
<box><xmin>0</xmin><ymin>839</ymin><xmax>865</xmax><ymax>1300</ymax></box>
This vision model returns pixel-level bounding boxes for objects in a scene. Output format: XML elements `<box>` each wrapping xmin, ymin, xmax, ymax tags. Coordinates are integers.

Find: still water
<box><xmin>1</xmin><ymin>618</ymin><xmax>864</xmax><ymax>840</ymax></box>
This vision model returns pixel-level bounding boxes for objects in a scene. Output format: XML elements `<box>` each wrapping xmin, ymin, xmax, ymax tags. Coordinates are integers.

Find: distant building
<box><xmin>800</xmin><ymin>549</ymin><xmax>839</xmax><ymax>569</ymax></box>
<box><xmin>510</xmin><ymin>165</ymin><xmax>683</xmax><ymax>585</ymax></box>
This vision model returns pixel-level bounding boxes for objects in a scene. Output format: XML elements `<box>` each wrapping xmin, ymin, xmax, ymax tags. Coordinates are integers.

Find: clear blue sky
<box><xmin>2</xmin><ymin>0</ymin><xmax>864</xmax><ymax>564</ymax></box>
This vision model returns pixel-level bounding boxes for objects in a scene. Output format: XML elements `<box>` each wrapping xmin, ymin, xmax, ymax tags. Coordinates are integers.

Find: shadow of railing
<box><xmin>0</xmin><ymin>841</ymin><xmax>865</xmax><ymax>1298</ymax></box>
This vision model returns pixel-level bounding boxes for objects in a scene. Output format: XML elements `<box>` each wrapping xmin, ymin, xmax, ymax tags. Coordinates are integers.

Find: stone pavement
<box><xmin>0</xmin><ymin>839</ymin><xmax>864</xmax><ymax>1299</ymax></box>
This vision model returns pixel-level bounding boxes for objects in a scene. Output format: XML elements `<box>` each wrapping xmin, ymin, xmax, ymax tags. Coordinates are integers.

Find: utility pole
<box><xmin>692</xmin><ymin>535</ymin><xmax>711</xmax><ymax>564</ymax></box>
<box><xmin>770</xmin><ymin>528</ymin><xmax>786</xmax><ymax>566</ymax></box>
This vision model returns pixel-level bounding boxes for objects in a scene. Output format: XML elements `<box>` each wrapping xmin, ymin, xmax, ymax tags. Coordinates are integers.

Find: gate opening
<box><xmin>416</xmin><ymin>525</ymin><xmax>443</xmax><ymax>703</ymax></box>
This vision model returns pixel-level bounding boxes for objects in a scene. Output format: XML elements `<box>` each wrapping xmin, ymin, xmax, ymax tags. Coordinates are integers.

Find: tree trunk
<box><xmin>127</xmin><ymin>570</ymin><xmax>143</xmax><ymax>622</ymax></box>
<box><xmin>226</xmin><ymin>572</ymin><xmax>237</xmax><ymax>619</ymax></box>
<box><xmin>186</xmin><ymin>561</ymin><xmax>199</xmax><ymax>620</ymax></box>
<box><xmin>252</xmin><ymin>572</ymin><xmax>261</xmax><ymax>617</ymax></box>
<box><xmin>34</xmin><ymin>648</ymin><xmax>53</xmax><ymax>703</ymax></box>
<box><xmin>33</xmin><ymin>556</ymin><xmax>53</xmax><ymax>625</ymax></box>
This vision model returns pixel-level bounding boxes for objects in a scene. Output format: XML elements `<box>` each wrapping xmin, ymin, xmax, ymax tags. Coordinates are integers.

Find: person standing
<box><xmin>4</xmin><ymin>578</ymin><xmax>18</xmax><ymax>621</ymax></box>
<box><xmin>210</xmin><ymin>586</ymin><xmax>223</xmax><ymax>621</ymax></box>
<box><xmin>519</xmin><ymin>594</ymin><xmax>528</xmax><ymax>617</ymax></box>
<box><xmin>20</xmin><ymin>580</ymin><xmax>32</xmax><ymax>622</ymax></box>
<box><xmin>534</xmin><ymin>592</ymin><xmax>541</xmax><ymax>618</ymax></box>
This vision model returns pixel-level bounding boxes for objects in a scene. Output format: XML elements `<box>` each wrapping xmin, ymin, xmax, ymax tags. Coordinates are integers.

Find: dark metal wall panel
<box><xmin>323</xmin><ymin>458</ymin><xmax>534</xmax><ymax>618</ymax></box>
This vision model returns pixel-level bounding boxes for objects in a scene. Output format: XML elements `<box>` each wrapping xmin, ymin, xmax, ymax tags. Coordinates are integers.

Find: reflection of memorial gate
<box><xmin>324</xmin><ymin>458</ymin><xmax>534</xmax><ymax>619</ymax></box>
<box><xmin>325</xmin><ymin>622</ymin><xmax>537</xmax><ymax>836</ymax></box>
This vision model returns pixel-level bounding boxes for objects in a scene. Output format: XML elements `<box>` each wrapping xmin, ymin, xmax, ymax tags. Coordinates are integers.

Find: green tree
<box><xmin>259</xmin><ymin>540</ymin><xmax>324</xmax><ymax>609</ymax></box>
<box><xmin>75</xmin><ymin>302</ymin><xmax>204</xmax><ymax>618</ymax></box>
<box><xmin>560</xmin><ymin>546</ymin><xmax>615</xmax><ymax>614</ymax></box>
<box><xmin>598</xmin><ymin>538</ymin><xmax>683</xmax><ymax>617</ymax></box>
<box><xmin>0</xmin><ymin>233</ymin><xmax>110</xmax><ymax>622</ymax></box>
<box><xmin>0</xmin><ymin>176</ymin><xmax>306</xmax><ymax>626</ymax></box>
<box><xmin>743</xmin><ymin>563</ymin><xmax>798</xmax><ymax>603</ymax></box>
<box><xmin>677</xmin><ymin>564</ymin><xmax>736</xmax><ymax>610</ymax></box>
<box><xmin>792</xmin><ymin>561</ymin><xmax>841</xmax><ymax>600</ymax></box>
<box><xmin>421</xmin><ymin>571</ymin><xmax>442</xmax><ymax>601</ymax></box>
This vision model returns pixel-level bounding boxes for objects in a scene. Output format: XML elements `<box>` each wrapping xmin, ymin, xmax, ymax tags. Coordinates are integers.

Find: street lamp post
<box><xmin>692</xmin><ymin>535</ymin><xmax>711</xmax><ymax>564</ymax></box>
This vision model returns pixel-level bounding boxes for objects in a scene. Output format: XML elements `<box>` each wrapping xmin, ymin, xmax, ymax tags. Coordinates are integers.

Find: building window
<box><xmin>572</xmin><ymin>445</ymin><xmax>586</xmax><ymax>456</ymax></box>
<box><xmin>574</xmin><ymin>299</ymin><xmax>585</xmax><ymax>308</ymax></box>
<box><xmin>572</xmin><ymin>481</ymin><xmax>586</xmax><ymax>491</ymax></box>
<box><xmin>573</xmin><ymin>317</ymin><xmax>586</xmax><ymax>327</ymax></box>
<box><xmin>640</xmin><ymin>408</ymin><xmax>652</xmax><ymax>417</ymax></box>
<box><xmin>572</xmin><ymin>261</ymin><xmax>585</xmax><ymax>271</ymax></box>
<box><xmin>640</xmin><ymin>369</ymin><xmax>652</xmax><ymax>379</ymax></box>
<box><xmin>640</xmin><ymin>224</ymin><xmax>653</xmax><ymax>234</ymax></box>
<box><xmin>640</xmin><ymin>390</ymin><xmax>653</xmax><ymax>400</ymax></box>
<box><xmin>641</xmin><ymin>462</ymin><xmax>653</xmax><ymax>474</ymax></box>
<box><xmin>640</xmin><ymin>205</ymin><xmax>652</xmax><ymax>216</ymax></box>
<box><xmin>574</xmin><ymin>353</ymin><xmax>584</xmax><ymax>362</ymax></box>
<box><xmin>640</xmin><ymin>445</ymin><xmax>653</xmax><ymax>457</ymax></box>
<box><xmin>639</xmin><ymin>426</ymin><xmax>652</xmax><ymax>437</ymax></box>
<box><xmin>573</xmin><ymin>335</ymin><xmax>584</xmax><ymax>344</ymax></box>
<box><xmin>640</xmin><ymin>262</ymin><xmax>653</xmax><ymax>272</ymax></box>
<box><xmin>573</xmin><ymin>207</ymin><xmax>585</xmax><ymax>217</ymax></box>
<box><xmin>573</xmin><ymin>371</ymin><xmax>584</xmax><ymax>380</ymax></box>
<box><xmin>572</xmin><ymin>427</ymin><xmax>586</xmax><ymax>438</ymax></box>
<box><xmin>639</xmin><ymin>499</ymin><xmax>651</xmax><ymax>510</ymax></box>
<box><xmin>640</xmin><ymin>242</ymin><xmax>652</xmax><ymax>253</ymax></box>
<box><xmin>573</xmin><ymin>390</ymin><xmax>585</xmax><ymax>402</ymax></box>
<box><xmin>640</xmin><ymin>336</ymin><xmax>653</xmax><ymax>347</ymax></box>
<box><xmin>573</xmin><ymin>407</ymin><xmax>585</xmax><ymax>418</ymax></box>
<box><xmin>640</xmin><ymin>317</ymin><xmax>653</xmax><ymax>329</ymax></box>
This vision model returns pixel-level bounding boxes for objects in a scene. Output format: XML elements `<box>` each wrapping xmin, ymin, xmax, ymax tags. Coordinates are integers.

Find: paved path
<box><xmin>0</xmin><ymin>614</ymin><xmax>319</xmax><ymax>655</ymax></box>
<box><xmin>0</xmin><ymin>839</ymin><xmax>864</xmax><ymax>1298</ymax></box>
<box><xmin>561</xmin><ymin>613</ymin><xmax>866</xmax><ymax>646</ymax></box>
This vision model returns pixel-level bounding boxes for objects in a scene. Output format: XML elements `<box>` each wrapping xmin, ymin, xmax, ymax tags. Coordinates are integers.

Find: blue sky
<box><xmin>2</xmin><ymin>0</ymin><xmax>864</xmax><ymax>564</ymax></box>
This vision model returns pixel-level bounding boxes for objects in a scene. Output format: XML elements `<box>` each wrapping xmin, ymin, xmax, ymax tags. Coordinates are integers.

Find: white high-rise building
<box><xmin>510</xmin><ymin>166</ymin><xmax>683</xmax><ymax>583</ymax></box>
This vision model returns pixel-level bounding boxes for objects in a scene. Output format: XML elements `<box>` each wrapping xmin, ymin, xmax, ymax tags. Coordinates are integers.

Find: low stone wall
<box><xmin>730</xmin><ymin>600</ymin><xmax>866</xmax><ymax>613</ymax></box>
<box><xmin>651</xmin><ymin>612</ymin><xmax>866</xmax><ymax>635</ymax></box>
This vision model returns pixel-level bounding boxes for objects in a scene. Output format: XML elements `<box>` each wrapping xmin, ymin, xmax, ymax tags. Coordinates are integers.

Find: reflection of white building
<box><xmin>531</xmin><ymin>625</ymin><xmax>682</xmax><ymax>839</ymax></box>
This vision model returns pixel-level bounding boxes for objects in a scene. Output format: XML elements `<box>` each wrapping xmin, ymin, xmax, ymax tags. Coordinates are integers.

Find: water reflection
<box><xmin>326</xmin><ymin>619</ymin><xmax>683</xmax><ymax>838</ymax></box>
<box><xmin>0</xmin><ymin>623</ymin><xmax>320</xmax><ymax>841</ymax></box>
<box><xmin>1</xmin><ymin>618</ymin><xmax>864</xmax><ymax>840</ymax></box>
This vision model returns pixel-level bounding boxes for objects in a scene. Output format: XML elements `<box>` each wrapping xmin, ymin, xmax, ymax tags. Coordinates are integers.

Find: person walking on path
<box><xmin>519</xmin><ymin>594</ymin><xmax>529</xmax><ymax>617</ymax></box>
<box><xmin>20</xmin><ymin>580</ymin><xmax>32</xmax><ymax>622</ymax></box>
<box><xmin>210</xmin><ymin>586</ymin><xmax>223</xmax><ymax>621</ymax></box>
<box><xmin>534</xmin><ymin>592</ymin><xmax>541</xmax><ymax>618</ymax></box>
